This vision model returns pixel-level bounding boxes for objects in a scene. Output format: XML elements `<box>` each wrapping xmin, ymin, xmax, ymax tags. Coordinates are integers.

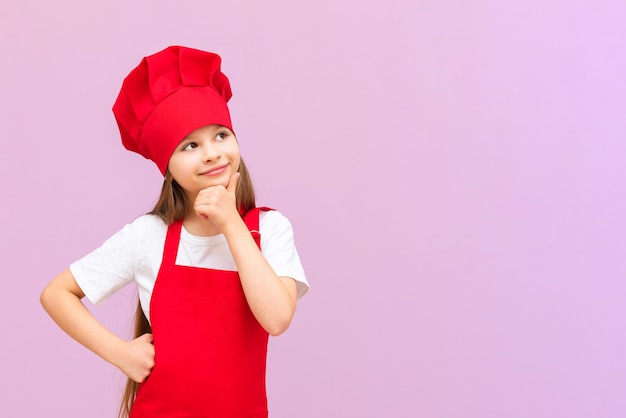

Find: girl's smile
<box><xmin>200</xmin><ymin>164</ymin><xmax>228</xmax><ymax>176</ymax></box>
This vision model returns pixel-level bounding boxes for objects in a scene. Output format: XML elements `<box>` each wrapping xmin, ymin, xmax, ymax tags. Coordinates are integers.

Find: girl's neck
<box><xmin>182</xmin><ymin>213</ymin><xmax>221</xmax><ymax>237</ymax></box>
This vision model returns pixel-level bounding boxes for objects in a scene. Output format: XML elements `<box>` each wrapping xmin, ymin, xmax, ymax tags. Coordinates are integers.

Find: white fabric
<box><xmin>70</xmin><ymin>210</ymin><xmax>309</xmax><ymax>322</ymax></box>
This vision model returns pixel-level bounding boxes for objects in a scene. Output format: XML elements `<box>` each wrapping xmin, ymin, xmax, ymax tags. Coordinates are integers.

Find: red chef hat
<box><xmin>112</xmin><ymin>46</ymin><xmax>233</xmax><ymax>175</ymax></box>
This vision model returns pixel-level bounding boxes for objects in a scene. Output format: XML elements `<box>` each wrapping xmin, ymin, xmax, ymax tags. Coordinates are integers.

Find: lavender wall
<box><xmin>1</xmin><ymin>0</ymin><xmax>624</xmax><ymax>417</ymax></box>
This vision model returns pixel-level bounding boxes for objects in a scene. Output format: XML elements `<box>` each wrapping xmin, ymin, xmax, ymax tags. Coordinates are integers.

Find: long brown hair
<box><xmin>118</xmin><ymin>158</ymin><xmax>256</xmax><ymax>418</ymax></box>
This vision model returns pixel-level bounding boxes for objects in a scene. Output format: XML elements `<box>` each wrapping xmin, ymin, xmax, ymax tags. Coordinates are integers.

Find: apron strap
<box><xmin>162</xmin><ymin>220</ymin><xmax>184</xmax><ymax>266</ymax></box>
<box><xmin>242</xmin><ymin>207</ymin><xmax>274</xmax><ymax>250</ymax></box>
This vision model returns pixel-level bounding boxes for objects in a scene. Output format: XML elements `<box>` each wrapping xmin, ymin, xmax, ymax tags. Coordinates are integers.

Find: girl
<box><xmin>40</xmin><ymin>46</ymin><xmax>309</xmax><ymax>418</ymax></box>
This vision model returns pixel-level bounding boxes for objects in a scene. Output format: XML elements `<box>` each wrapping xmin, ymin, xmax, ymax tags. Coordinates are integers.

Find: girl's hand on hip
<box><xmin>115</xmin><ymin>333</ymin><xmax>155</xmax><ymax>383</ymax></box>
<box><xmin>194</xmin><ymin>172</ymin><xmax>240</xmax><ymax>231</ymax></box>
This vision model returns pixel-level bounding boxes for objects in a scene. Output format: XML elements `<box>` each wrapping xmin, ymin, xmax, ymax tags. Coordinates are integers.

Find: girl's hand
<box><xmin>115</xmin><ymin>333</ymin><xmax>155</xmax><ymax>383</ymax></box>
<box><xmin>194</xmin><ymin>172</ymin><xmax>241</xmax><ymax>232</ymax></box>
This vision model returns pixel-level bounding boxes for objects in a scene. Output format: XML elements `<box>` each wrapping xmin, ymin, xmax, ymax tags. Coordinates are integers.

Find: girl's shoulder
<box><xmin>108</xmin><ymin>214</ymin><xmax>168</xmax><ymax>252</ymax></box>
<box><xmin>131</xmin><ymin>213</ymin><xmax>168</xmax><ymax>227</ymax></box>
<box><xmin>259</xmin><ymin>209</ymin><xmax>294</xmax><ymax>231</ymax></box>
<box><xmin>257</xmin><ymin>209</ymin><xmax>310</xmax><ymax>298</ymax></box>
<box><xmin>125</xmin><ymin>213</ymin><xmax>168</xmax><ymax>235</ymax></box>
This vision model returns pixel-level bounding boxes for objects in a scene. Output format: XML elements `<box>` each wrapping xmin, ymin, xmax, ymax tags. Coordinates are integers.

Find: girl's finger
<box><xmin>227</xmin><ymin>172</ymin><xmax>240</xmax><ymax>193</ymax></box>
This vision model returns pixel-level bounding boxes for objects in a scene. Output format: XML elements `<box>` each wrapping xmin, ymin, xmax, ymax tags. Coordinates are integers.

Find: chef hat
<box><xmin>112</xmin><ymin>46</ymin><xmax>233</xmax><ymax>175</ymax></box>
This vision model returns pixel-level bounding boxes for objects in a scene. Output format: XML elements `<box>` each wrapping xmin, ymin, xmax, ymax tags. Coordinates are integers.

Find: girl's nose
<box><xmin>202</xmin><ymin>143</ymin><xmax>221</xmax><ymax>162</ymax></box>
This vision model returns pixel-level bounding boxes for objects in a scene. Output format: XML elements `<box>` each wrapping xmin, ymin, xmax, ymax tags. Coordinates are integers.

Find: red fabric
<box><xmin>112</xmin><ymin>46</ymin><xmax>233</xmax><ymax>175</ymax></box>
<box><xmin>130</xmin><ymin>208</ymin><xmax>271</xmax><ymax>418</ymax></box>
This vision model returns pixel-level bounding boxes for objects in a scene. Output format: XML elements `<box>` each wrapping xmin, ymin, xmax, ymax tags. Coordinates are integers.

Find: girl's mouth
<box><xmin>201</xmin><ymin>165</ymin><xmax>228</xmax><ymax>176</ymax></box>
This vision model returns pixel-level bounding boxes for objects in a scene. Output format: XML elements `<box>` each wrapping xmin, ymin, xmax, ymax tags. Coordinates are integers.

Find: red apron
<box><xmin>130</xmin><ymin>208</ymin><xmax>270</xmax><ymax>418</ymax></box>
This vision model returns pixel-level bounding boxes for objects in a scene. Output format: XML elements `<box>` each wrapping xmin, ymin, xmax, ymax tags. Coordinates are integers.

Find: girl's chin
<box><xmin>201</xmin><ymin>177</ymin><xmax>230</xmax><ymax>189</ymax></box>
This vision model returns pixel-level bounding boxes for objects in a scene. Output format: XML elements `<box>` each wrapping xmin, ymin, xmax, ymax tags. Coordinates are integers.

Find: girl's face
<box><xmin>167</xmin><ymin>124</ymin><xmax>241</xmax><ymax>198</ymax></box>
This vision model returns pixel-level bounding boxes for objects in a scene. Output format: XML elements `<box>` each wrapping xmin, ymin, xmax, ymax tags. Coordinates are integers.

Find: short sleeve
<box><xmin>69</xmin><ymin>221</ymin><xmax>140</xmax><ymax>305</ymax></box>
<box><xmin>260</xmin><ymin>210</ymin><xmax>310</xmax><ymax>299</ymax></box>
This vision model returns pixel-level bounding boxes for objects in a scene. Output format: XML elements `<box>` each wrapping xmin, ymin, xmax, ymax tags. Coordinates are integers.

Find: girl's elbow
<box><xmin>267</xmin><ymin>321</ymin><xmax>290</xmax><ymax>337</ymax></box>
<box><xmin>256</xmin><ymin>296</ymin><xmax>297</xmax><ymax>336</ymax></box>
<box><xmin>39</xmin><ymin>283</ymin><xmax>57</xmax><ymax>312</ymax></box>
<box><xmin>265</xmin><ymin>314</ymin><xmax>294</xmax><ymax>336</ymax></box>
<box><xmin>39</xmin><ymin>274</ymin><xmax>82</xmax><ymax>312</ymax></box>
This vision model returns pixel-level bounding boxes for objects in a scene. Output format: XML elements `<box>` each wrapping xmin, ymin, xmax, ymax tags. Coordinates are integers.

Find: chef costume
<box><xmin>113</xmin><ymin>46</ymin><xmax>270</xmax><ymax>418</ymax></box>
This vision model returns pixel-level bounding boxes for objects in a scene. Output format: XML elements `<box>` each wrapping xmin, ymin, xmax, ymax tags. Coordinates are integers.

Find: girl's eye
<box><xmin>216</xmin><ymin>131</ymin><xmax>229</xmax><ymax>141</ymax></box>
<box><xmin>182</xmin><ymin>142</ymin><xmax>198</xmax><ymax>151</ymax></box>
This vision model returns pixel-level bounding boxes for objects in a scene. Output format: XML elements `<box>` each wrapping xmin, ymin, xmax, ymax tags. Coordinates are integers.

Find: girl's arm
<box><xmin>194</xmin><ymin>173</ymin><xmax>298</xmax><ymax>336</ymax></box>
<box><xmin>40</xmin><ymin>269</ymin><xmax>155</xmax><ymax>382</ymax></box>
<box><xmin>223</xmin><ymin>220</ymin><xmax>298</xmax><ymax>336</ymax></box>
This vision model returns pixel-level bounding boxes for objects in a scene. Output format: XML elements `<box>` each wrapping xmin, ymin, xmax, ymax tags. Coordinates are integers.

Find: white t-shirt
<box><xmin>70</xmin><ymin>210</ymin><xmax>309</xmax><ymax>322</ymax></box>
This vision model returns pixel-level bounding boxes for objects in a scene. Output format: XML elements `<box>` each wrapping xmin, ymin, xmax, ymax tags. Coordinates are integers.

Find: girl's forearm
<box><xmin>223</xmin><ymin>219</ymin><xmax>298</xmax><ymax>336</ymax></box>
<box><xmin>40</xmin><ymin>269</ymin><xmax>127</xmax><ymax>367</ymax></box>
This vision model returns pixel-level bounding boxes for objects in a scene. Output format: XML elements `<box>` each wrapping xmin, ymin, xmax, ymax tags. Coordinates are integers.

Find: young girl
<box><xmin>40</xmin><ymin>46</ymin><xmax>309</xmax><ymax>418</ymax></box>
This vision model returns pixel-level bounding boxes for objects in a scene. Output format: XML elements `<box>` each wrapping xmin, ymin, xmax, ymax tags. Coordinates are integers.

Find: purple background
<box><xmin>1</xmin><ymin>0</ymin><xmax>625</xmax><ymax>417</ymax></box>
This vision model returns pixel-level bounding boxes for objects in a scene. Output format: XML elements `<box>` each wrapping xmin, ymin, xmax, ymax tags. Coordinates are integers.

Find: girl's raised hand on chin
<box><xmin>194</xmin><ymin>172</ymin><xmax>241</xmax><ymax>231</ymax></box>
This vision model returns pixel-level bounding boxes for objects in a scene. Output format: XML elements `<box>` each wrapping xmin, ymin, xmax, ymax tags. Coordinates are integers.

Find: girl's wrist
<box><xmin>221</xmin><ymin>216</ymin><xmax>250</xmax><ymax>240</ymax></box>
<box><xmin>102</xmin><ymin>336</ymin><xmax>128</xmax><ymax>368</ymax></box>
